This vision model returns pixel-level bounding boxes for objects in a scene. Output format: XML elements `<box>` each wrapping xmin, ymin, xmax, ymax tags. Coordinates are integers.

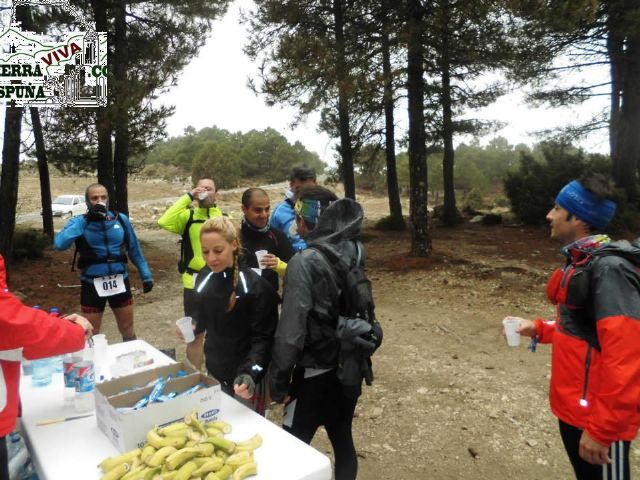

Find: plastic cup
<box><xmin>502</xmin><ymin>317</ymin><xmax>521</xmax><ymax>347</ymax></box>
<box><xmin>176</xmin><ymin>316</ymin><xmax>195</xmax><ymax>343</ymax></box>
<box><xmin>92</xmin><ymin>334</ymin><xmax>106</xmax><ymax>344</ymax></box>
<box><xmin>197</xmin><ymin>191</ymin><xmax>209</xmax><ymax>201</ymax></box>
<box><xmin>255</xmin><ymin>250</ymin><xmax>268</xmax><ymax>269</ymax></box>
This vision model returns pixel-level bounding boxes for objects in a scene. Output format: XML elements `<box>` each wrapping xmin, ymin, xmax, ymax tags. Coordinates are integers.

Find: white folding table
<box><xmin>19</xmin><ymin>339</ymin><xmax>331</xmax><ymax>480</ymax></box>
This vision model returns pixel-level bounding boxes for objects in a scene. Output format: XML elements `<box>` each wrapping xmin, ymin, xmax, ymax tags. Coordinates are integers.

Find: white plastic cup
<box><xmin>176</xmin><ymin>316</ymin><xmax>195</xmax><ymax>343</ymax></box>
<box><xmin>255</xmin><ymin>250</ymin><xmax>268</xmax><ymax>269</ymax></box>
<box><xmin>502</xmin><ymin>317</ymin><xmax>521</xmax><ymax>347</ymax></box>
<box><xmin>197</xmin><ymin>191</ymin><xmax>209</xmax><ymax>201</ymax></box>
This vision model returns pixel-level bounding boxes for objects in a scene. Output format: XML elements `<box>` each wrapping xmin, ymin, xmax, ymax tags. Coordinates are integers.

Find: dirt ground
<box><xmin>10</xmin><ymin>172</ymin><xmax>640</xmax><ymax>479</ymax></box>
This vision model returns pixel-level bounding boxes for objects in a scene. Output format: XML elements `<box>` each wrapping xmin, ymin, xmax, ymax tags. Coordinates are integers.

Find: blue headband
<box><xmin>555</xmin><ymin>180</ymin><xmax>616</xmax><ymax>230</ymax></box>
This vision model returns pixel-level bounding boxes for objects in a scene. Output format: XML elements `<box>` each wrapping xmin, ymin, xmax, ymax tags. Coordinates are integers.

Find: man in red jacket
<box><xmin>0</xmin><ymin>254</ymin><xmax>92</xmax><ymax>479</ymax></box>
<box><xmin>509</xmin><ymin>174</ymin><xmax>640</xmax><ymax>480</ymax></box>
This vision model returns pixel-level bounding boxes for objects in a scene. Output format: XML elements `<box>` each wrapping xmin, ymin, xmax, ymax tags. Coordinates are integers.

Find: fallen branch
<box><xmin>56</xmin><ymin>282</ymin><xmax>81</xmax><ymax>288</ymax></box>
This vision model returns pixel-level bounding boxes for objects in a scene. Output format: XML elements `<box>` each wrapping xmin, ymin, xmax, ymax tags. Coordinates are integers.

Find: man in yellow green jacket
<box><xmin>158</xmin><ymin>177</ymin><xmax>225</xmax><ymax>316</ymax></box>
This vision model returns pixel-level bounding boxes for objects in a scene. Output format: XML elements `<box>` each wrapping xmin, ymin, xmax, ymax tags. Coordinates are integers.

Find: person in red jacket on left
<box><xmin>0</xmin><ymin>254</ymin><xmax>93</xmax><ymax>479</ymax></box>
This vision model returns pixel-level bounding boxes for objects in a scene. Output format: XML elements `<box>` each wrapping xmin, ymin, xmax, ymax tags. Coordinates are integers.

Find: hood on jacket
<box><xmin>593</xmin><ymin>239</ymin><xmax>640</xmax><ymax>266</ymax></box>
<box><xmin>306</xmin><ymin>198</ymin><xmax>363</xmax><ymax>248</ymax></box>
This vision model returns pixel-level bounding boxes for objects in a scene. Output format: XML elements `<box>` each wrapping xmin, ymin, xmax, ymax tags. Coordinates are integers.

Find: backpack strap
<box><xmin>179</xmin><ymin>209</ymin><xmax>206</xmax><ymax>274</ymax></box>
<box><xmin>72</xmin><ymin>213</ymin><xmax>129</xmax><ymax>272</ymax></box>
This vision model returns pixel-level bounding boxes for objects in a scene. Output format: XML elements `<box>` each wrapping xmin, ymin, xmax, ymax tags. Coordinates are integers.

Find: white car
<box><xmin>49</xmin><ymin>194</ymin><xmax>87</xmax><ymax>218</ymax></box>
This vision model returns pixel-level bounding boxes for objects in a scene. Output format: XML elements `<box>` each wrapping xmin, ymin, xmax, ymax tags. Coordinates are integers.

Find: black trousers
<box><xmin>559</xmin><ymin>420</ymin><xmax>631</xmax><ymax>480</ymax></box>
<box><xmin>283</xmin><ymin>369</ymin><xmax>358</xmax><ymax>480</ymax></box>
<box><xmin>0</xmin><ymin>436</ymin><xmax>8</xmax><ymax>480</ymax></box>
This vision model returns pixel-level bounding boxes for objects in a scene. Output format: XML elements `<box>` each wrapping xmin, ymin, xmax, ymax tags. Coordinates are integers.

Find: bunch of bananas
<box><xmin>98</xmin><ymin>410</ymin><xmax>263</xmax><ymax>480</ymax></box>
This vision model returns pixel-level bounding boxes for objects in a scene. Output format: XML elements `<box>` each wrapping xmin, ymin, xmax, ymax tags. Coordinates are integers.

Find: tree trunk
<box><xmin>381</xmin><ymin>0</ymin><xmax>403</xmax><ymax>224</ymax></box>
<box><xmin>30</xmin><ymin>107</ymin><xmax>54</xmax><ymax>239</ymax></box>
<box><xmin>91</xmin><ymin>0</ymin><xmax>114</xmax><ymax>200</ymax></box>
<box><xmin>607</xmin><ymin>8</ymin><xmax>623</xmax><ymax>165</ymax></box>
<box><xmin>440</xmin><ymin>2</ymin><xmax>458</xmax><ymax>226</ymax></box>
<box><xmin>333</xmin><ymin>0</ymin><xmax>356</xmax><ymax>200</ymax></box>
<box><xmin>0</xmin><ymin>107</ymin><xmax>23</xmax><ymax>277</ymax></box>
<box><xmin>113</xmin><ymin>0</ymin><xmax>130</xmax><ymax>214</ymax></box>
<box><xmin>615</xmin><ymin>26</ymin><xmax>640</xmax><ymax>204</ymax></box>
<box><xmin>406</xmin><ymin>0</ymin><xmax>431</xmax><ymax>256</ymax></box>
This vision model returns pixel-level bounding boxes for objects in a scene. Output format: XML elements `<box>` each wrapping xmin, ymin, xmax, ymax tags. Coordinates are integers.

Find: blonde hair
<box><xmin>200</xmin><ymin>216</ymin><xmax>241</xmax><ymax>311</ymax></box>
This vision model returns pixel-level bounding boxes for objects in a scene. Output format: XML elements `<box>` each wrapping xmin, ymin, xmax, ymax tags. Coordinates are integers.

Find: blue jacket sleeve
<box><xmin>271</xmin><ymin>202</ymin><xmax>307</xmax><ymax>252</ymax></box>
<box><xmin>54</xmin><ymin>215</ymin><xmax>87</xmax><ymax>251</ymax></box>
<box><xmin>120</xmin><ymin>215</ymin><xmax>153</xmax><ymax>282</ymax></box>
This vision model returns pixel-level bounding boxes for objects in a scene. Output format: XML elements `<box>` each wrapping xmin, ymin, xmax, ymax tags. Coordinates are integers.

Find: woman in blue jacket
<box><xmin>54</xmin><ymin>183</ymin><xmax>153</xmax><ymax>341</ymax></box>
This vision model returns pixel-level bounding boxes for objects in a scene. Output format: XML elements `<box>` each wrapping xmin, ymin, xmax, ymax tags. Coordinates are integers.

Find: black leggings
<box><xmin>0</xmin><ymin>436</ymin><xmax>8</xmax><ymax>480</ymax></box>
<box><xmin>283</xmin><ymin>369</ymin><xmax>358</xmax><ymax>480</ymax></box>
<box><xmin>559</xmin><ymin>420</ymin><xmax>631</xmax><ymax>480</ymax></box>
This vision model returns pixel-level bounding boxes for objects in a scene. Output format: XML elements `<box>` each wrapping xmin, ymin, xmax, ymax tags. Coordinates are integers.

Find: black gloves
<box><xmin>86</xmin><ymin>203</ymin><xmax>107</xmax><ymax>221</ymax></box>
<box><xmin>233</xmin><ymin>373</ymin><xmax>256</xmax><ymax>395</ymax></box>
<box><xmin>143</xmin><ymin>281</ymin><xmax>153</xmax><ymax>293</ymax></box>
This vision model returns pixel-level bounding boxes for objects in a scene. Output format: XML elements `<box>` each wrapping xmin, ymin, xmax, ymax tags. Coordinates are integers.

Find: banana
<box><xmin>140</xmin><ymin>445</ymin><xmax>157</xmax><ymax>463</ymax></box>
<box><xmin>233</xmin><ymin>434</ymin><xmax>263</xmax><ymax>453</ymax></box>
<box><xmin>100</xmin><ymin>462</ymin><xmax>131</xmax><ymax>480</ymax></box>
<box><xmin>120</xmin><ymin>464</ymin><xmax>146</xmax><ymax>480</ymax></box>
<box><xmin>175</xmin><ymin>460</ymin><xmax>198</xmax><ymax>480</ymax></box>
<box><xmin>194</xmin><ymin>443</ymin><xmax>215</xmax><ymax>457</ymax></box>
<box><xmin>205</xmin><ymin>465</ymin><xmax>232</xmax><ymax>480</ymax></box>
<box><xmin>141</xmin><ymin>467</ymin><xmax>161</xmax><ymax>480</ymax></box>
<box><xmin>165</xmin><ymin>447</ymin><xmax>198</xmax><ymax>470</ymax></box>
<box><xmin>192</xmin><ymin>457</ymin><xmax>211</xmax><ymax>467</ymax></box>
<box><xmin>99</xmin><ymin>449</ymin><xmax>142</xmax><ymax>473</ymax></box>
<box><xmin>232</xmin><ymin>462</ymin><xmax>257</xmax><ymax>480</ymax></box>
<box><xmin>158</xmin><ymin>422</ymin><xmax>189</xmax><ymax>436</ymax></box>
<box><xmin>192</xmin><ymin>457</ymin><xmax>224</xmax><ymax>476</ymax></box>
<box><xmin>187</xmin><ymin>430</ymin><xmax>203</xmax><ymax>442</ymax></box>
<box><xmin>205</xmin><ymin>427</ymin><xmax>224</xmax><ymax>438</ymax></box>
<box><xmin>147</xmin><ymin>428</ymin><xmax>187</xmax><ymax>449</ymax></box>
<box><xmin>152</xmin><ymin>471</ymin><xmax>177</xmax><ymax>480</ymax></box>
<box><xmin>184</xmin><ymin>410</ymin><xmax>208</xmax><ymax>437</ymax></box>
<box><xmin>224</xmin><ymin>451</ymin><xmax>253</xmax><ymax>470</ymax></box>
<box><xmin>214</xmin><ymin>450</ymin><xmax>228</xmax><ymax>461</ymax></box>
<box><xmin>206</xmin><ymin>421</ymin><xmax>232</xmax><ymax>434</ymax></box>
<box><xmin>185</xmin><ymin>440</ymin><xmax>198</xmax><ymax>448</ymax></box>
<box><xmin>145</xmin><ymin>446</ymin><xmax>177</xmax><ymax>467</ymax></box>
<box><xmin>201</xmin><ymin>436</ymin><xmax>235</xmax><ymax>454</ymax></box>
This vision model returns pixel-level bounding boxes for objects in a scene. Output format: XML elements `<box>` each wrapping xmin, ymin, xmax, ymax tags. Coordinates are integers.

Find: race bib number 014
<box><xmin>93</xmin><ymin>274</ymin><xmax>126</xmax><ymax>297</ymax></box>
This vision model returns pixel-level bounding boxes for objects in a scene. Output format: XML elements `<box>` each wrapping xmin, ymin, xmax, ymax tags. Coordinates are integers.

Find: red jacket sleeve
<box><xmin>534</xmin><ymin>318</ymin><xmax>556</xmax><ymax>344</ymax></box>
<box><xmin>0</xmin><ymin>289</ymin><xmax>85</xmax><ymax>359</ymax></box>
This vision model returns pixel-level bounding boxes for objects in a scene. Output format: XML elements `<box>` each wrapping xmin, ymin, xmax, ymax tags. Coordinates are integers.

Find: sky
<box><xmin>0</xmin><ymin>0</ymin><xmax>611</xmax><ymax>163</ymax></box>
<box><xmin>157</xmin><ymin>0</ymin><xmax>611</xmax><ymax>165</ymax></box>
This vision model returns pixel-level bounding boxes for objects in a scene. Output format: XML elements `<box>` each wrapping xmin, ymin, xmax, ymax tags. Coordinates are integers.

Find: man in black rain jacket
<box><xmin>270</xmin><ymin>185</ymin><xmax>364</xmax><ymax>480</ymax></box>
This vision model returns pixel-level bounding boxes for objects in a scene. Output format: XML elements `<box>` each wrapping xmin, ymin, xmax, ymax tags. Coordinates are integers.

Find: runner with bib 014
<box><xmin>54</xmin><ymin>183</ymin><xmax>153</xmax><ymax>342</ymax></box>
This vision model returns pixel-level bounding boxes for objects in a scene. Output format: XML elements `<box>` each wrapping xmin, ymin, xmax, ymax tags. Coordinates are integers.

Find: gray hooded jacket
<box><xmin>269</xmin><ymin>198</ymin><xmax>364</xmax><ymax>402</ymax></box>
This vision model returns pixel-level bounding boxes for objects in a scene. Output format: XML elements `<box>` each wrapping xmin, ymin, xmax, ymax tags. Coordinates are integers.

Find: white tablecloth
<box><xmin>19</xmin><ymin>340</ymin><xmax>331</xmax><ymax>480</ymax></box>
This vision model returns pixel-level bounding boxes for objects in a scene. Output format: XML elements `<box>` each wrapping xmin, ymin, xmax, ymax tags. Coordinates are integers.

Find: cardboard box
<box><xmin>95</xmin><ymin>363</ymin><xmax>221</xmax><ymax>452</ymax></box>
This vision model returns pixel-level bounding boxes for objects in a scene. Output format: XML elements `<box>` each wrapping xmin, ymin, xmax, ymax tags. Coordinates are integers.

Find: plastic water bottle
<box><xmin>31</xmin><ymin>358</ymin><xmax>52</xmax><ymax>387</ymax></box>
<box><xmin>63</xmin><ymin>351</ymin><xmax>82</xmax><ymax>404</ymax></box>
<box><xmin>49</xmin><ymin>307</ymin><xmax>64</xmax><ymax>373</ymax></box>
<box><xmin>74</xmin><ymin>343</ymin><xmax>95</xmax><ymax>413</ymax></box>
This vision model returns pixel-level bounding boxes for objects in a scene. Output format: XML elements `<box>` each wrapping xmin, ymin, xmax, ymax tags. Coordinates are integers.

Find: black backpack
<box><xmin>312</xmin><ymin>241</ymin><xmax>383</xmax><ymax>398</ymax></box>
<box><xmin>72</xmin><ymin>213</ymin><xmax>129</xmax><ymax>271</ymax></box>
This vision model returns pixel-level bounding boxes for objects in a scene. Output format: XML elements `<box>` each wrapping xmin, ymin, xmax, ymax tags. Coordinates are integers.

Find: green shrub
<box><xmin>13</xmin><ymin>229</ymin><xmax>50</xmax><ymax>262</ymax></box>
<box><xmin>462</xmin><ymin>189</ymin><xmax>484</xmax><ymax>211</ymax></box>
<box><xmin>374</xmin><ymin>215</ymin><xmax>407</xmax><ymax>231</ymax></box>
<box><xmin>503</xmin><ymin>142</ymin><xmax>610</xmax><ymax>225</ymax></box>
